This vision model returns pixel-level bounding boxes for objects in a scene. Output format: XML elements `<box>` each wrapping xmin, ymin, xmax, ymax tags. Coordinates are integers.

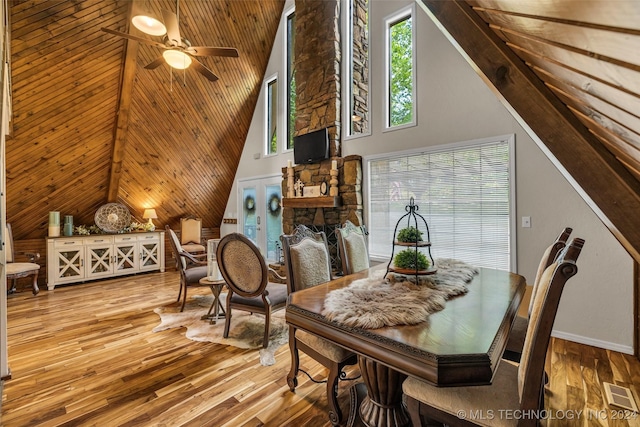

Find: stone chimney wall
<box><xmin>294</xmin><ymin>0</ymin><xmax>341</xmax><ymax>157</ymax></box>
<box><xmin>282</xmin><ymin>1</ymin><xmax>364</xmax><ymax>271</ymax></box>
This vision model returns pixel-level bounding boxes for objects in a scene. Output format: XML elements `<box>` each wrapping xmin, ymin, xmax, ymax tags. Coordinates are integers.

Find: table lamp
<box><xmin>143</xmin><ymin>209</ymin><xmax>157</xmax><ymax>230</ymax></box>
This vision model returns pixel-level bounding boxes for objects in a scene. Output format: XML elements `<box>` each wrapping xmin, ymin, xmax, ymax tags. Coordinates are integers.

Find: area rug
<box><xmin>153</xmin><ymin>294</ymin><xmax>289</xmax><ymax>366</ymax></box>
<box><xmin>322</xmin><ymin>258</ymin><xmax>479</xmax><ymax>329</ymax></box>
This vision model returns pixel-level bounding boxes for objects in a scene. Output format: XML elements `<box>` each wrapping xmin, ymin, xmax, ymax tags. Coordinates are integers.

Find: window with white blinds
<box><xmin>366</xmin><ymin>136</ymin><xmax>515</xmax><ymax>271</ymax></box>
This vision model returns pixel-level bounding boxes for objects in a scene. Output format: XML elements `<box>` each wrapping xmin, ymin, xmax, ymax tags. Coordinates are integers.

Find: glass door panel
<box><xmin>239</xmin><ymin>175</ymin><xmax>282</xmax><ymax>262</ymax></box>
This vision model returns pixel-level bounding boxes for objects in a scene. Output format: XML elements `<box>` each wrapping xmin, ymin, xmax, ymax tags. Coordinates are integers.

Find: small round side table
<box><xmin>199</xmin><ymin>277</ymin><xmax>226</xmax><ymax>324</ymax></box>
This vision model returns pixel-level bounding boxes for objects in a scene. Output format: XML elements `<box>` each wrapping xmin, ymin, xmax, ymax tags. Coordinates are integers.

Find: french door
<box><xmin>238</xmin><ymin>175</ymin><xmax>283</xmax><ymax>262</ymax></box>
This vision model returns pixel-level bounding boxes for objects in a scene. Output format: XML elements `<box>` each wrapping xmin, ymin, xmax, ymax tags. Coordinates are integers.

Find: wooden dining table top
<box><xmin>286</xmin><ymin>263</ymin><xmax>526</xmax><ymax>386</ymax></box>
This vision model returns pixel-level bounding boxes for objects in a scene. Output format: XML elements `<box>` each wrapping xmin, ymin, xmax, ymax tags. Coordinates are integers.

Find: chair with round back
<box><xmin>165</xmin><ymin>225</ymin><xmax>208</xmax><ymax>312</ymax></box>
<box><xmin>216</xmin><ymin>233</ymin><xmax>288</xmax><ymax>349</ymax></box>
<box><xmin>281</xmin><ymin>224</ymin><xmax>359</xmax><ymax>426</ymax></box>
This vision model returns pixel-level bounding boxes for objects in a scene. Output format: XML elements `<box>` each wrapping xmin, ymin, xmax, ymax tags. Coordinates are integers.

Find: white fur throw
<box><xmin>322</xmin><ymin>258</ymin><xmax>479</xmax><ymax>329</ymax></box>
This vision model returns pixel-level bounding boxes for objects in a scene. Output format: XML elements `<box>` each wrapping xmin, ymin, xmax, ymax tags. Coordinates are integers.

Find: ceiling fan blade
<box><xmin>161</xmin><ymin>9</ymin><xmax>181</xmax><ymax>47</ymax></box>
<box><xmin>186</xmin><ymin>46</ymin><xmax>239</xmax><ymax>58</ymax></box>
<box><xmin>191</xmin><ymin>59</ymin><xmax>218</xmax><ymax>82</ymax></box>
<box><xmin>101</xmin><ymin>27</ymin><xmax>167</xmax><ymax>50</ymax></box>
<box><xmin>144</xmin><ymin>56</ymin><xmax>166</xmax><ymax>70</ymax></box>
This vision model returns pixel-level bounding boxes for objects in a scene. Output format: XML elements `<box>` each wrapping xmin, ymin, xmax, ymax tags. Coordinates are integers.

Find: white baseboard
<box><xmin>552</xmin><ymin>330</ymin><xmax>634</xmax><ymax>355</ymax></box>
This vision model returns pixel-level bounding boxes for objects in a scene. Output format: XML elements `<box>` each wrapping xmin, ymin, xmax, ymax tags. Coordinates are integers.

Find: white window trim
<box><xmin>283</xmin><ymin>6</ymin><xmax>295</xmax><ymax>153</ymax></box>
<box><xmin>383</xmin><ymin>3</ymin><xmax>417</xmax><ymax>133</ymax></box>
<box><xmin>263</xmin><ymin>73</ymin><xmax>278</xmax><ymax>157</ymax></box>
<box><xmin>363</xmin><ymin>134</ymin><xmax>517</xmax><ymax>271</ymax></box>
<box><xmin>342</xmin><ymin>0</ymin><xmax>371</xmax><ymax>141</ymax></box>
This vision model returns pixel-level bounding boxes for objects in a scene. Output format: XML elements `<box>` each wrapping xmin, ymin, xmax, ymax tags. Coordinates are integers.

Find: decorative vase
<box><xmin>63</xmin><ymin>215</ymin><xmax>73</xmax><ymax>236</ymax></box>
<box><xmin>207</xmin><ymin>239</ymin><xmax>222</xmax><ymax>280</ymax></box>
<box><xmin>48</xmin><ymin>211</ymin><xmax>60</xmax><ymax>237</ymax></box>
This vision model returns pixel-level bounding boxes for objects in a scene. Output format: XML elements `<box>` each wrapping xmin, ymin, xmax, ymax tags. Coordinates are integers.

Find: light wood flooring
<box><xmin>1</xmin><ymin>272</ymin><xmax>639</xmax><ymax>426</ymax></box>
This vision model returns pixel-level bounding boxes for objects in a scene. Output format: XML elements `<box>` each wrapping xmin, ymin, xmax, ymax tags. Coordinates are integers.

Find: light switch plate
<box><xmin>522</xmin><ymin>216</ymin><xmax>531</xmax><ymax>228</ymax></box>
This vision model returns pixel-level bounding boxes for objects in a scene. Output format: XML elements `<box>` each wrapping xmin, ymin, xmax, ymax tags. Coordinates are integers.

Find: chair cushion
<box><xmin>296</xmin><ymin>330</ymin><xmax>354</xmax><ymax>362</ymax></box>
<box><xmin>6</xmin><ymin>262</ymin><xmax>40</xmax><ymax>276</ymax></box>
<box><xmin>290</xmin><ymin>238</ymin><xmax>331</xmax><ymax>290</ymax></box>
<box><xmin>229</xmin><ymin>282</ymin><xmax>288</xmax><ymax>307</ymax></box>
<box><xmin>184</xmin><ymin>265</ymin><xmax>208</xmax><ymax>285</ymax></box>
<box><xmin>344</xmin><ymin>232</ymin><xmax>369</xmax><ymax>274</ymax></box>
<box><xmin>182</xmin><ymin>243</ymin><xmax>206</xmax><ymax>253</ymax></box>
<box><xmin>403</xmin><ymin>360</ymin><xmax>520</xmax><ymax>427</ymax></box>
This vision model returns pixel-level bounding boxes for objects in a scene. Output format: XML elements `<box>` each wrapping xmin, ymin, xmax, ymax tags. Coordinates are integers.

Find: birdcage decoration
<box><xmin>385</xmin><ymin>197</ymin><xmax>437</xmax><ymax>281</ymax></box>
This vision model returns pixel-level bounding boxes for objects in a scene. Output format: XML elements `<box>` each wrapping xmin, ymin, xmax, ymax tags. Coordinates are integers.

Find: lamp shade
<box><xmin>143</xmin><ymin>209</ymin><xmax>158</xmax><ymax>220</ymax></box>
<box><xmin>132</xmin><ymin>15</ymin><xmax>167</xmax><ymax>36</ymax></box>
<box><xmin>163</xmin><ymin>50</ymin><xmax>192</xmax><ymax>69</ymax></box>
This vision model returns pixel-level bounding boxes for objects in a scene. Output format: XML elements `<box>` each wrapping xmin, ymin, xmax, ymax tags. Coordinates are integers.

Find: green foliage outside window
<box><xmin>287</xmin><ymin>12</ymin><xmax>296</xmax><ymax>150</ymax></box>
<box><xmin>389</xmin><ymin>16</ymin><xmax>413</xmax><ymax>127</ymax></box>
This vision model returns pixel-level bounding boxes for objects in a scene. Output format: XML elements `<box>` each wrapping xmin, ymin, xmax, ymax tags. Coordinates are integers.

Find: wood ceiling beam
<box><xmin>416</xmin><ymin>0</ymin><xmax>640</xmax><ymax>263</ymax></box>
<box><xmin>107</xmin><ymin>0</ymin><xmax>138</xmax><ymax>202</ymax></box>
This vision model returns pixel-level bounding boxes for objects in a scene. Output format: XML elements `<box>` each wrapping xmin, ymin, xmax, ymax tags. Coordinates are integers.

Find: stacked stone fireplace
<box><xmin>280</xmin><ymin>0</ymin><xmax>364</xmax><ymax>272</ymax></box>
<box><xmin>282</xmin><ymin>155</ymin><xmax>362</xmax><ymax>272</ymax></box>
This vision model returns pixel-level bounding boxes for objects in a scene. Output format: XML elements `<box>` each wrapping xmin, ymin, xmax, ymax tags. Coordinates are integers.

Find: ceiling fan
<box><xmin>101</xmin><ymin>4</ymin><xmax>238</xmax><ymax>82</ymax></box>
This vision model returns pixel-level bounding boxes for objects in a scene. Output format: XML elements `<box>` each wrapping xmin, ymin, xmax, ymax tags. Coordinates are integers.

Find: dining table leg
<box><xmin>348</xmin><ymin>356</ymin><xmax>410</xmax><ymax>427</ymax></box>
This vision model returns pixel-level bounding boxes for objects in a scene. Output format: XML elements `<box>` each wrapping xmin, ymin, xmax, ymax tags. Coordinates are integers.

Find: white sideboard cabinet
<box><xmin>46</xmin><ymin>231</ymin><xmax>165</xmax><ymax>290</ymax></box>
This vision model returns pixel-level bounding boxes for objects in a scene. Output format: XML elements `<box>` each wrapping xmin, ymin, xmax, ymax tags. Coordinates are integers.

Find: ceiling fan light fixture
<box><xmin>163</xmin><ymin>50</ymin><xmax>192</xmax><ymax>69</ymax></box>
<box><xmin>131</xmin><ymin>15</ymin><xmax>167</xmax><ymax>37</ymax></box>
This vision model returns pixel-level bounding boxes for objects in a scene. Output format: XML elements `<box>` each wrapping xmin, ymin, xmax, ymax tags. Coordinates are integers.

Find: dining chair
<box><xmin>403</xmin><ymin>237</ymin><xmax>584</xmax><ymax>427</ymax></box>
<box><xmin>216</xmin><ymin>233</ymin><xmax>288</xmax><ymax>348</ymax></box>
<box><xmin>179</xmin><ymin>216</ymin><xmax>206</xmax><ymax>256</ymax></box>
<box><xmin>503</xmin><ymin>227</ymin><xmax>572</xmax><ymax>363</ymax></box>
<box><xmin>336</xmin><ymin>220</ymin><xmax>369</xmax><ymax>275</ymax></box>
<box><xmin>281</xmin><ymin>224</ymin><xmax>358</xmax><ymax>426</ymax></box>
<box><xmin>5</xmin><ymin>223</ymin><xmax>41</xmax><ymax>295</ymax></box>
<box><xmin>165</xmin><ymin>225</ymin><xmax>209</xmax><ymax>312</ymax></box>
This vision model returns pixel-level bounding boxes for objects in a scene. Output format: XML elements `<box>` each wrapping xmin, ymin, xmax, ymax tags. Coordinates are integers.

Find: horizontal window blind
<box><xmin>367</xmin><ymin>139</ymin><xmax>513</xmax><ymax>271</ymax></box>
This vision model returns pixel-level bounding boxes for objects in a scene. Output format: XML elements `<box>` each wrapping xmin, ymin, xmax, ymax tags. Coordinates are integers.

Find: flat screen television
<box><xmin>293</xmin><ymin>128</ymin><xmax>329</xmax><ymax>164</ymax></box>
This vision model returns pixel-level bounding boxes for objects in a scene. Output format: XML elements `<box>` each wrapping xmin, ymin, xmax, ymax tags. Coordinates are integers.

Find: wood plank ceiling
<box><xmin>418</xmin><ymin>0</ymin><xmax>640</xmax><ymax>262</ymax></box>
<box><xmin>8</xmin><ymin>0</ymin><xmax>283</xmax><ymax>240</ymax></box>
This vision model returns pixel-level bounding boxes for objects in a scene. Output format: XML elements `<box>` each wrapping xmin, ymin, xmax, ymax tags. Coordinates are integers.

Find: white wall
<box><xmin>225</xmin><ymin>0</ymin><xmax>634</xmax><ymax>353</ymax></box>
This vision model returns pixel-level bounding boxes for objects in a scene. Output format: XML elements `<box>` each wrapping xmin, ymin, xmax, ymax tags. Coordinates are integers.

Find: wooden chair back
<box><xmin>280</xmin><ymin>224</ymin><xmax>331</xmax><ymax>294</ymax></box>
<box><xmin>518</xmin><ymin>237</ymin><xmax>583</xmax><ymax>412</ymax></box>
<box><xmin>528</xmin><ymin>227</ymin><xmax>572</xmax><ymax>317</ymax></box>
<box><xmin>335</xmin><ymin>220</ymin><xmax>369</xmax><ymax>275</ymax></box>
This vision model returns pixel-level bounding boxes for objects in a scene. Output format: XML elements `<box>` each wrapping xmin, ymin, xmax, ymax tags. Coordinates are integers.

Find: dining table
<box><xmin>285</xmin><ymin>263</ymin><xmax>526</xmax><ymax>427</ymax></box>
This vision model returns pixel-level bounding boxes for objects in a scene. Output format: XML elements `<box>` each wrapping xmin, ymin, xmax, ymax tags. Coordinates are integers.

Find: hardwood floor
<box><xmin>1</xmin><ymin>272</ymin><xmax>639</xmax><ymax>426</ymax></box>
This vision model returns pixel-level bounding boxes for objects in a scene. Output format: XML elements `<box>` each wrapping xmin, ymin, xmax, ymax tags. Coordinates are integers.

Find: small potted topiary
<box><xmin>393</xmin><ymin>248</ymin><xmax>430</xmax><ymax>271</ymax></box>
<box><xmin>396</xmin><ymin>226</ymin><xmax>423</xmax><ymax>243</ymax></box>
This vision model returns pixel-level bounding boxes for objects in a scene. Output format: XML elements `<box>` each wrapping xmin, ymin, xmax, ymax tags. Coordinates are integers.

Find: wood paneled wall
<box><xmin>7</xmin><ymin>0</ymin><xmax>283</xmax><ymax>246</ymax></box>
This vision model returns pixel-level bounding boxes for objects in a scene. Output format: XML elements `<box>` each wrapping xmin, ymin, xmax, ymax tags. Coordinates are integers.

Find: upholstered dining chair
<box><xmin>166</xmin><ymin>225</ymin><xmax>209</xmax><ymax>312</ymax></box>
<box><xmin>403</xmin><ymin>237</ymin><xmax>584</xmax><ymax>427</ymax></box>
<box><xmin>281</xmin><ymin>224</ymin><xmax>358</xmax><ymax>426</ymax></box>
<box><xmin>336</xmin><ymin>220</ymin><xmax>369</xmax><ymax>275</ymax></box>
<box><xmin>6</xmin><ymin>223</ymin><xmax>41</xmax><ymax>295</ymax></box>
<box><xmin>216</xmin><ymin>233</ymin><xmax>288</xmax><ymax>348</ymax></box>
<box><xmin>503</xmin><ymin>227</ymin><xmax>572</xmax><ymax>363</ymax></box>
<box><xmin>179</xmin><ymin>216</ymin><xmax>206</xmax><ymax>256</ymax></box>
